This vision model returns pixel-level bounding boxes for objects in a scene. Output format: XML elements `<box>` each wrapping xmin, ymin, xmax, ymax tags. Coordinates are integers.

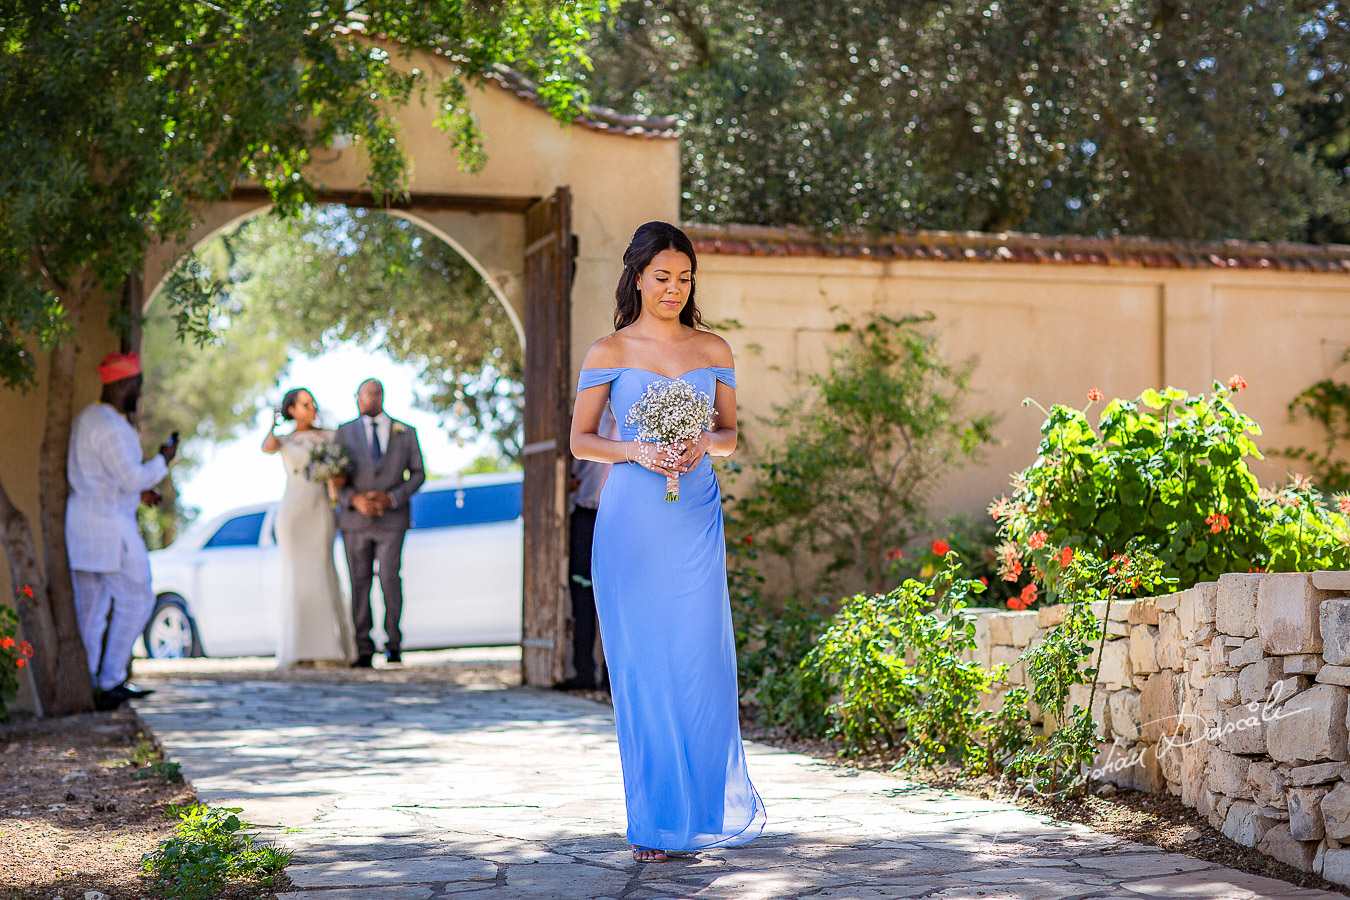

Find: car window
<box><xmin>203</xmin><ymin>512</ymin><xmax>266</xmax><ymax>548</ymax></box>
<box><xmin>411</xmin><ymin>482</ymin><xmax>523</xmax><ymax>530</ymax></box>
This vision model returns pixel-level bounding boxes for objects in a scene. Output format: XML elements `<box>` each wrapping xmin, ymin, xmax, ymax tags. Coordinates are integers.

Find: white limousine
<box><xmin>142</xmin><ymin>472</ymin><xmax>523</xmax><ymax>658</ymax></box>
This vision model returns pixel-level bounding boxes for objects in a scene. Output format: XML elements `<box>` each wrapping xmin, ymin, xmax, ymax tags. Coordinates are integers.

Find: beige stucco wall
<box><xmin>684</xmin><ymin>255</ymin><xmax>1350</xmax><ymax>522</ymax></box>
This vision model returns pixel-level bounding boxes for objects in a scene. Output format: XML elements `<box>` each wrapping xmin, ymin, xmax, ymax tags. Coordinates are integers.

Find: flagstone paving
<box><xmin>131</xmin><ymin>679</ymin><xmax>1345</xmax><ymax>900</ymax></box>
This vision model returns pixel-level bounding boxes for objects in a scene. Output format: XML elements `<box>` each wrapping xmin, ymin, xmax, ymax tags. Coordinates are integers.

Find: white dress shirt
<box><xmin>363</xmin><ymin>412</ymin><xmax>392</xmax><ymax>459</ymax></box>
<box><xmin>66</xmin><ymin>403</ymin><xmax>168</xmax><ymax>573</ymax></box>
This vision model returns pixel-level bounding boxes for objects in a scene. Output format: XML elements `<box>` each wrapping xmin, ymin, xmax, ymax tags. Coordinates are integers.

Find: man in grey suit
<box><xmin>336</xmin><ymin>379</ymin><xmax>425</xmax><ymax>668</ymax></box>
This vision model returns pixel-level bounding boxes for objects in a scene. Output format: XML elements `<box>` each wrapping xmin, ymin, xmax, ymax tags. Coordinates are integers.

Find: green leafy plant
<box><xmin>142</xmin><ymin>804</ymin><xmax>290</xmax><ymax>900</ymax></box>
<box><xmin>993</xmin><ymin>380</ymin><xmax>1350</xmax><ymax>593</ymax></box>
<box><xmin>0</xmin><ymin>599</ymin><xmax>34</xmax><ymax>723</ymax></box>
<box><xmin>127</xmin><ymin>737</ymin><xmax>183</xmax><ymax>783</ymax></box>
<box><xmin>734</xmin><ymin>313</ymin><xmax>995</xmax><ymax>598</ymax></box>
<box><xmin>723</xmin><ymin>484</ymin><xmax>833</xmax><ymax>738</ymax></box>
<box><xmin>897</xmin><ymin>516</ymin><xmax>1035</xmax><ymax>610</ymax></box>
<box><xmin>999</xmin><ymin>548</ymin><xmax>1169</xmax><ymax>797</ymax></box>
<box><xmin>804</xmin><ymin>556</ymin><xmax>1000</xmax><ymax>768</ymax></box>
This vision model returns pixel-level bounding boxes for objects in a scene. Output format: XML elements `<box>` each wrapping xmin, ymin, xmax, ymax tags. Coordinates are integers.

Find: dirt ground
<box><xmin>0</xmin><ymin>704</ymin><xmax>290</xmax><ymax>900</ymax></box>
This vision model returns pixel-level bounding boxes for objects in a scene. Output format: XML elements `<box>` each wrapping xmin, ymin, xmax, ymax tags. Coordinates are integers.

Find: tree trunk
<box><xmin>37</xmin><ymin>333</ymin><xmax>94</xmax><ymax>714</ymax></box>
<box><xmin>0</xmin><ymin>474</ymin><xmax>57</xmax><ymax>713</ymax></box>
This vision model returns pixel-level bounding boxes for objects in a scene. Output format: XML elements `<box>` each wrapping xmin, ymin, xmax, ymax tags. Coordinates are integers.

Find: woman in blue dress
<box><xmin>570</xmin><ymin>221</ymin><xmax>766</xmax><ymax>862</ymax></box>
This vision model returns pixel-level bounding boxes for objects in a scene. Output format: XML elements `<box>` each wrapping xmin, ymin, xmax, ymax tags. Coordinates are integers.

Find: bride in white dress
<box><xmin>261</xmin><ymin>388</ymin><xmax>354</xmax><ymax>667</ymax></box>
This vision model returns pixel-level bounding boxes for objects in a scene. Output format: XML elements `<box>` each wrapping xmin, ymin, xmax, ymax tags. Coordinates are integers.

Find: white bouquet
<box><xmin>624</xmin><ymin>379</ymin><xmax>716</xmax><ymax>501</ymax></box>
<box><xmin>306</xmin><ymin>441</ymin><xmax>351</xmax><ymax>507</ymax></box>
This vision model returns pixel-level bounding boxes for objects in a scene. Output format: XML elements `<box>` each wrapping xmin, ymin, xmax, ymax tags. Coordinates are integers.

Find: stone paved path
<box><xmin>132</xmin><ymin>680</ymin><xmax>1344</xmax><ymax>900</ymax></box>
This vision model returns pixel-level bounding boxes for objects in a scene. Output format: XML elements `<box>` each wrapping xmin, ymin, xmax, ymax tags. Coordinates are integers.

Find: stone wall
<box><xmin>973</xmin><ymin>571</ymin><xmax>1350</xmax><ymax>884</ymax></box>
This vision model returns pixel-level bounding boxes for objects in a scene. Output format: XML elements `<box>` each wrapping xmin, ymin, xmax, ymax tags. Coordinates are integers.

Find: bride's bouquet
<box><xmin>306</xmin><ymin>441</ymin><xmax>351</xmax><ymax>507</ymax></box>
<box><xmin>624</xmin><ymin>379</ymin><xmax>716</xmax><ymax>501</ymax></box>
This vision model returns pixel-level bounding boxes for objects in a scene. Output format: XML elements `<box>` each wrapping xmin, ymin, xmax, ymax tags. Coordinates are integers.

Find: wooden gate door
<box><xmin>521</xmin><ymin>187</ymin><xmax>574</xmax><ymax>686</ymax></box>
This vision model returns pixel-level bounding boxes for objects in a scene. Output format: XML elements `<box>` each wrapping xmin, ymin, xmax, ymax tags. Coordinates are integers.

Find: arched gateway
<box><xmin>123</xmin><ymin>52</ymin><xmax>678</xmax><ymax>687</ymax></box>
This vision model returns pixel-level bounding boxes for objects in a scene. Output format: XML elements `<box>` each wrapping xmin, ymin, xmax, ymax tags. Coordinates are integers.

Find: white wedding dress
<box><xmin>275</xmin><ymin>429</ymin><xmax>354</xmax><ymax>666</ymax></box>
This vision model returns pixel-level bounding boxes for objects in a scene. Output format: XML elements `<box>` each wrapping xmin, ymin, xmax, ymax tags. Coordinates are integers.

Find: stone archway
<box><xmin>141</xmin><ymin>185</ymin><xmax>577</xmax><ymax>687</ymax></box>
<box><xmin>120</xmin><ymin>48</ymin><xmax>682</xmax><ymax>686</ymax></box>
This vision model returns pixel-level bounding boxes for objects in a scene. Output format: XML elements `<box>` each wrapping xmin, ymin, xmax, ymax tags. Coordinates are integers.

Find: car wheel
<box><xmin>143</xmin><ymin>595</ymin><xmax>203</xmax><ymax>659</ymax></box>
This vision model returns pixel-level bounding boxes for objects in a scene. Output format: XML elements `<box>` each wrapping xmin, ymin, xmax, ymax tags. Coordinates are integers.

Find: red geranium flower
<box><xmin>886</xmin><ymin>548</ymin><xmax>903</xmax><ymax>562</ymax></box>
<box><xmin>1228</xmin><ymin>375</ymin><xmax>1247</xmax><ymax>392</ymax></box>
<box><xmin>0</xmin><ymin>637</ymin><xmax>12</xmax><ymax>649</ymax></box>
<box><xmin>1028</xmin><ymin>531</ymin><xmax>1048</xmax><ymax>550</ymax></box>
<box><xmin>931</xmin><ymin>539</ymin><xmax>951</xmax><ymax>556</ymax></box>
<box><xmin>15</xmin><ymin>658</ymin><xmax>25</xmax><ymax>668</ymax></box>
<box><xmin>16</xmin><ymin>585</ymin><xmax>32</xmax><ymax>598</ymax></box>
<box><xmin>1059</xmin><ymin>547</ymin><xmax>1074</xmax><ymax>567</ymax></box>
<box><xmin>743</xmin><ymin>535</ymin><xmax>753</xmax><ymax>544</ymax></box>
<box><xmin>1019</xmin><ymin>583</ymin><xmax>1038</xmax><ymax>605</ymax></box>
<box><xmin>1006</xmin><ymin>596</ymin><xmax>1027</xmax><ymax>611</ymax></box>
<box><xmin>1087</xmin><ymin>386</ymin><xmax>1105</xmax><ymax>402</ymax></box>
<box><xmin>1338</xmin><ymin>497</ymin><xmax>1350</xmax><ymax>516</ymax></box>
<box><xmin>1206</xmin><ymin>513</ymin><xmax>1231</xmax><ymax>534</ymax></box>
<box><xmin>19</xmin><ymin>641</ymin><xmax>32</xmax><ymax>657</ymax></box>
<box><xmin>980</xmin><ymin>576</ymin><xmax>989</xmax><ymax>586</ymax></box>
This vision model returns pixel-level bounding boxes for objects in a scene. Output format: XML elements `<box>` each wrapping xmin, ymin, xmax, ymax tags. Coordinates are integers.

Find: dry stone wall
<box><xmin>973</xmin><ymin>571</ymin><xmax>1350</xmax><ymax>884</ymax></box>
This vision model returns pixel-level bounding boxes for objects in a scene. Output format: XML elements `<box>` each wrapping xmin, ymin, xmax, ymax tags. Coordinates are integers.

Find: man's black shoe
<box><xmin>350</xmin><ymin>653</ymin><xmax>374</xmax><ymax>669</ymax></box>
<box><xmin>93</xmin><ymin>685</ymin><xmax>135</xmax><ymax>711</ymax></box>
<box><xmin>553</xmin><ymin>676</ymin><xmax>599</xmax><ymax>692</ymax></box>
<box><xmin>385</xmin><ymin>649</ymin><xmax>402</xmax><ymax>665</ymax></box>
<box><xmin>120</xmin><ymin>682</ymin><xmax>156</xmax><ymax>699</ymax></box>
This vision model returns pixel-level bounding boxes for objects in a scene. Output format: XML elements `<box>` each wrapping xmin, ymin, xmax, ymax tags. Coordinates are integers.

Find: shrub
<box><xmin>724</xmin><ymin>497</ymin><xmax>832</xmax><ymax>738</ymax></box>
<box><xmin>142</xmin><ymin>804</ymin><xmax>290</xmax><ymax>900</ymax></box>
<box><xmin>0</xmin><ymin>600</ymin><xmax>34</xmax><ymax>722</ymax></box>
<box><xmin>803</xmin><ymin>556</ymin><xmax>999</xmax><ymax>768</ymax></box>
<box><xmin>733</xmin><ymin>313</ymin><xmax>995</xmax><ymax>597</ymax></box>
<box><xmin>897</xmin><ymin>515</ymin><xmax>1035</xmax><ymax>610</ymax></box>
<box><xmin>998</xmin><ymin>548</ymin><xmax>1169</xmax><ymax>797</ymax></box>
<box><xmin>994</xmin><ymin>381</ymin><xmax>1350</xmax><ymax>594</ymax></box>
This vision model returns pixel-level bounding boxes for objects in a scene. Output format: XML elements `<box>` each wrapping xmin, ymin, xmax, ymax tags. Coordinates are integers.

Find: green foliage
<box><xmin>128</xmin><ymin>737</ymin><xmax>184</xmax><ymax>783</ymax></box>
<box><xmin>1262</xmin><ymin>476</ymin><xmax>1350</xmax><ymax>573</ymax></box>
<box><xmin>1279</xmin><ymin>362</ymin><xmax>1350</xmax><ymax>493</ymax></box>
<box><xmin>0</xmin><ymin>1</ymin><xmax>605</xmax><ymax>388</ymax></box>
<box><xmin>994</xmin><ymin>382</ymin><xmax>1350</xmax><ymax>593</ymax></box>
<box><xmin>163</xmin><ymin>205</ymin><xmax>523</xmax><ymax>458</ymax></box>
<box><xmin>804</xmin><ymin>556</ymin><xmax>998</xmax><ymax>769</ymax></box>
<box><xmin>734</xmin><ymin>314</ymin><xmax>994</xmax><ymax>597</ymax></box>
<box><xmin>143</xmin><ymin>804</ymin><xmax>291</xmax><ymax>900</ymax></box>
<box><xmin>0</xmin><ymin>603</ymin><xmax>34</xmax><ymax>723</ymax></box>
<box><xmin>723</xmin><ymin>487</ymin><xmax>832</xmax><ymax>738</ymax></box>
<box><xmin>1000</xmin><ymin>549</ymin><xmax>1168</xmax><ymax>797</ymax></box>
<box><xmin>733</xmin><ymin>593</ymin><xmax>833</xmax><ymax>739</ymax></box>
<box><xmin>580</xmin><ymin>1</ymin><xmax>1344</xmax><ymax>239</ymax></box>
<box><xmin>896</xmin><ymin>515</ymin><xmax>1035</xmax><ymax>609</ymax></box>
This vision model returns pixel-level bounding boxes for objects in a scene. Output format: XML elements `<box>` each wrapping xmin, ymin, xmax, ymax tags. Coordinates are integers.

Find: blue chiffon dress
<box><xmin>577</xmin><ymin>365</ymin><xmax>766</xmax><ymax>852</ymax></box>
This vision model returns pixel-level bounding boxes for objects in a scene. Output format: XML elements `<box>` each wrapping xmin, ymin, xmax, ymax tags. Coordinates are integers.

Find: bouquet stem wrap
<box><xmin>307</xmin><ymin>441</ymin><xmax>352</xmax><ymax>509</ymax></box>
<box><xmin>625</xmin><ymin>380</ymin><xmax>716</xmax><ymax>502</ymax></box>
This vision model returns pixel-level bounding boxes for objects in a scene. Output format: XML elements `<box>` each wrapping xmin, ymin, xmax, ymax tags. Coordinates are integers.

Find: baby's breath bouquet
<box><xmin>306</xmin><ymin>441</ymin><xmax>351</xmax><ymax>507</ymax></box>
<box><xmin>625</xmin><ymin>379</ymin><xmax>716</xmax><ymax>501</ymax></box>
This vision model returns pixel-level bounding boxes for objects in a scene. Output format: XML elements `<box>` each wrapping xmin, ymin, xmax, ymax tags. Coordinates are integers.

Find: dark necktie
<box><xmin>370</xmin><ymin>420</ymin><xmax>383</xmax><ymax>463</ymax></box>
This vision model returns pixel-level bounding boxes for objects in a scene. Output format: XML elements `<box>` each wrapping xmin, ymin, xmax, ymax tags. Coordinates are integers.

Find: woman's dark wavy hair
<box><xmin>613</xmin><ymin>221</ymin><xmax>705</xmax><ymax>331</ymax></box>
<box><xmin>280</xmin><ymin>387</ymin><xmax>313</xmax><ymax>422</ymax></box>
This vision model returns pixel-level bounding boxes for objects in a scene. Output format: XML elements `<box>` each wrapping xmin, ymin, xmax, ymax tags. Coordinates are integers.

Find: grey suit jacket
<box><xmin>335</xmin><ymin>417</ymin><xmax>426</xmax><ymax>534</ymax></box>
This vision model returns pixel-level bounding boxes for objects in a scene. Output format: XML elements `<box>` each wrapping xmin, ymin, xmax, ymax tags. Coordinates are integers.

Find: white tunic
<box><xmin>66</xmin><ymin>403</ymin><xmax>168</xmax><ymax>573</ymax></box>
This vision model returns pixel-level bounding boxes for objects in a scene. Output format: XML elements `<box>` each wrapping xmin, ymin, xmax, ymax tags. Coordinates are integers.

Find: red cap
<box><xmin>97</xmin><ymin>352</ymin><xmax>141</xmax><ymax>385</ymax></box>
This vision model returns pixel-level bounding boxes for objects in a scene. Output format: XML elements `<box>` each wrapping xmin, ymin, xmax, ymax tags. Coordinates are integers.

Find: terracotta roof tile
<box><xmin>683</xmin><ymin>223</ymin><xmax>1350</xmax><ymax>273</ymax></box>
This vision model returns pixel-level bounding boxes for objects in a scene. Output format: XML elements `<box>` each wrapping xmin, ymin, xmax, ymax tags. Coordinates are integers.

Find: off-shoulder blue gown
<box><xmin>576</xmin><ymin>366</ymin><xmax>766</xmax><ymax>852</ymax></box>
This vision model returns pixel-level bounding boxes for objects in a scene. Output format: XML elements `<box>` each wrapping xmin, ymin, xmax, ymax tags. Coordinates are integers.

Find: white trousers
<box><xmin>73</xmin><ymin>565</ymin><xmax>154</xmax><ymax>691</ymax></box>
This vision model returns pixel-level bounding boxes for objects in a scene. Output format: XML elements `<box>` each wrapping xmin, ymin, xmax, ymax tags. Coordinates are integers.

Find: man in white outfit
<box><xmin>66</xmin><ymin>352</ymin><xmax>176</xmax><ymax>710</ymax></box>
